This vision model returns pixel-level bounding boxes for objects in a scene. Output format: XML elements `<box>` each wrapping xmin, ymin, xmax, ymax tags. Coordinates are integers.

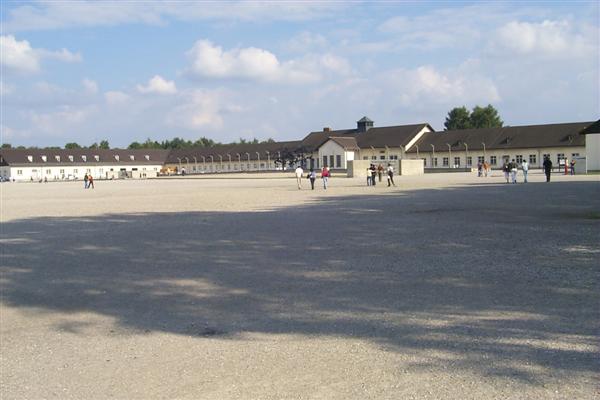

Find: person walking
<box><xmin>570</xmin><ymin>159</ymin><xmax>576</xmax><ymax>175</ymax></box>
<box><xmin>502</xmin><ymin>160</ymin><xmax>510</xmax><ymax>183</ymax></box>
<box><xmin>483</xmin><ymin>161</ymin><xmax>490</xmax><ymax>177</ymax></box>
<box><xmin>321</xmin><ymin>166</ymin><xmax>330</xmax><ymax>189</ymax></box>
<box><xmin>295</xmin><ymin>165</ymin><xmax>304</xmax><ymax>189</ymax></box>
<box><xmin>377</xmin><ymin>164</ymin><xmax>384</xmax><ymax>182</ymax></box>
<box><xmin>543</xmin><ymin>156</ymin><xmax>553</xmax><ymax>182</ymax></box>
<box><xmin>477</xmin><ymin>161</ymin><xmax>482</xmax><ymax>177</ymax></box>
<box><xmin>510</xmin><ymin>159</ymin><xmax>518</xmax><ymax>184</ymax></box>
<box><xmin>308</xmin><ymin>168</ymin><xmax>316</xmax><ymax>190</ymax></box>
<box><xmin>88</xmin><ymin>175</ymin><xmax>94</xmax><ymax>189</ymax></box>
<box><xmin>366</xmin><ymin>166</ymin><xmax>372</xmax><ymax>186</ymax></box>
<box><xmin>521</xmin><ymin>159</ymin><xmax>529</xmax><ymax>183</ymax></box>
<box><xmin>84</xmin><ymin>173</ymin><xmax>89</xmax><ymax>189</ymax></box>
<box><xmin>387</xmin><ymin>164</ymin><xmax>396</xmax><ymax>187</ymax></box>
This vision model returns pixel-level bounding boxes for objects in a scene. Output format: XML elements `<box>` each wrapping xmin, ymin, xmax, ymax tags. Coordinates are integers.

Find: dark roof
<box><xmin>300</xmin><ymin>123</ymin><xmax>432</xmax><ymax>151</ymax></box>
<box><xmin>406</xmin><ymin>122</ymin><xmax>591</xmax><ymax>153</ymax></box>
<box><xmin>328</xmin><ymin>136</ymin><xmax>360</xmax><ymax>151</ymax></box>
<box><xmin>0</xmin><ymin>148</ymin><xmax>170</xmax><ymax>166</ymax></box>
<box><xmin>581</xmin><ymin>119</ymin><xmax>600</xmax><ymax>134</ymax></box>
<box><xmin>165</xmin><ymin>141</ymin><xmax>302</xmax><ymax>163</ymax></box>
<box><xmin>357</xmin><ymin>116</ymin><xmax>373</xmax><ymax>123</ymax></box>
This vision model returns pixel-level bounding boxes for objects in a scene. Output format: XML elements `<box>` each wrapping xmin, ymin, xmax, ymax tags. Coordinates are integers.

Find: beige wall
<box><xmin>7</xmin><ymin>164</ymin><xmax>161</xmax><ymax>181</ymax></box>
<box><xmin>399</xmin><ymin>159</ymin><xmax>424</xmax><ymax>175</ymax></box>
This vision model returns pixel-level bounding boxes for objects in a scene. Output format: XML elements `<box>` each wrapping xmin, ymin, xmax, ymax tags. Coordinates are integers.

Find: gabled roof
<box><xmin>328</xmin><ymin>136</ymin><xmax>360</xmax><ymax>151</ymax></box>
<box><xmin>357</xmin><ymin>116</ymin><xmax>373</xmax><ymax>123</ymax></box>
<box><xmin>406</xmin><ymin>121</ymin><xmax>591</xmax><ymax>153</ymax></box>
<box><xmin>300</xmin><ymin>129</ymin><xmax>357</xmax><ymax>151</ymax></box>
<box><xmin>165</xmin><ymin>141</ymin><xmax>302</xmax><ymax>163</ymax></box>
<box><xmin>0</xmin><ymin>148</ymin><xmax>170</xmax><ymax>166</ymax></box>
<box><xmin>581</xmin><ymin>119</ymin><xmax>600</xmax><ymax>134</ymax></box>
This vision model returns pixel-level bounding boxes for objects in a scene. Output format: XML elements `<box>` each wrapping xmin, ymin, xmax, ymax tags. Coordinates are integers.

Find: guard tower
<box><xmin>357</xmin><ymin>116</ymin><xmax>374</xmax><ymax>133</ymax></box>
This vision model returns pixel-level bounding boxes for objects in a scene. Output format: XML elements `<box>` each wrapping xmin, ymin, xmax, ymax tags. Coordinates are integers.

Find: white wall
<box><xmin>7</xmin><ymin>164</ymin><xmax>162</xmax><ymax>181</ymax></box>
<box><xmin>585</xmin><ymin>134</ymin><xmax>600</xmax><ymax>171</ymax></box>
<box><xmin>318</xmin><ymin>140</ymin><xmax>347</xmax><ymax>169</ymax></box>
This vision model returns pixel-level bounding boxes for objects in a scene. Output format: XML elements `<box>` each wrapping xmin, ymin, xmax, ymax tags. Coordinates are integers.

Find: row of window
<box><xmin>16</xmin><ymin>167</ymin><xmax>157</xmax><ymax>175</ymax></box>
<box><xmin>428</xmin><ymin>153</ymin><xmax>580</xmax><ymax>167</ymax></box>
<box><xmin>26</xmin><ymin>154</ymin><xmax>152</xmax><ymax>163</ymax></box>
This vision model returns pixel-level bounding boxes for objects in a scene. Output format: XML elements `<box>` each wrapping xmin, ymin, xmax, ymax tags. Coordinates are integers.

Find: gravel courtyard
<box><xmin>1</xmin><ymin>171</ymin><xmax>599</xmax><ymax>399</ymax></box>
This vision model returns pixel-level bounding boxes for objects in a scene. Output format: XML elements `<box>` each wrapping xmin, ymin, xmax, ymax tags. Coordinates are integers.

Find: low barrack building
<box><xmin>0</xmin><ymin>149</ymin><xmax>169</xmax><ymax>181</ymax></box>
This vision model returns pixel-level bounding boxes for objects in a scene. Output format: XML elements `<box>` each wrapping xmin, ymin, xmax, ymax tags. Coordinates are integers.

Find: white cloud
<box><xmin>285</xmin><ymin>31</ymin><xmax>328</xmax><ymax>52</ymax></box>
<box><xmin>137</xmin><ymin>75</ymin><xmax>177</xmax><ymax>94</ymax></box>
<box><xmin>186</xmin><ymin>39</ymin><xmax>351</xmax><ymax>84</ymax></box>
<box><xmin>492</xmin><ymin>20</ymin><xmax>594</xmax><ymax>57</ymax></box>
<box><xmin>166</xmin><ymin>89</ymin><xmax>239</xmax><ymax>131</ymax></box>
<box><xmin>82</xmin><ymin>79</ymin><xmax>98</xmax><ymax>94</ymax></box>
<box><xmin>28</xmin><ymin>105</ymin><xmax>96</xmax><ymax>136</ymax></box>
<box><xmin>104</xmin><ymin>91</ymin><xmax>130</xmax><ymax>106</ymax></box>
<box><xmin>1</xmin><ymin>35</ymin><xmax>40</xmax><ymax>73</ymax></box>
<box><xmin>0</xmin><ymin>35</ymin><xmax>81</xmax><ymax>74</ymax></box>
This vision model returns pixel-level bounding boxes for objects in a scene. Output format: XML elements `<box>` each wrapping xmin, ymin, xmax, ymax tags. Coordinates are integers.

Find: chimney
<box><xmin>323</xmin><ymin>127</ymin><xmax>331</xmax><ymax>132</ymax></box>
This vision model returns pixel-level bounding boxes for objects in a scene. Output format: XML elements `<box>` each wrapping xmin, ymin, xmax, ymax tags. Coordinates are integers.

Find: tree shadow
<box><xmin>1</xmin><ymin>181</ymin><xmax>599</xmax><ymax>385</ymax></box>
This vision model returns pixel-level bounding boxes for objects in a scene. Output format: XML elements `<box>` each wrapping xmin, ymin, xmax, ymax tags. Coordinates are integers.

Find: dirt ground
<box><xmin>1</xmin><ymin>170</ymin><xmax>599</xmax><ymax>399</ymax></box>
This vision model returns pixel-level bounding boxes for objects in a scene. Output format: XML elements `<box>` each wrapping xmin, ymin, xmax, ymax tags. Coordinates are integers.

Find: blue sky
<box><xmin>1</xmin><ymin>1</ymin><xmax>598</xmax><ymax>148</ymax></box>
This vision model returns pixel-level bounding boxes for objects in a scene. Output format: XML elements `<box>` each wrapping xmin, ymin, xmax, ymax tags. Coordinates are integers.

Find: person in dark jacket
<box><xmin>543</xmin><ymin>156</ymin><xmax>553</xmax><ymax>182</ymax></box>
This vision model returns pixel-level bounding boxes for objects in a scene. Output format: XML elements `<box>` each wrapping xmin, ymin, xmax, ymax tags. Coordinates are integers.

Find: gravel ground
<box><xmin>1</xmin><ymin>170</ymin><xmax>599</xmax><ymax>399</ymax></box>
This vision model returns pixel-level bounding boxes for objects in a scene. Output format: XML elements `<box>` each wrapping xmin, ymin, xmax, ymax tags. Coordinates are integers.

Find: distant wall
<box><xmin>347</xmin><ymin>160</ymin><xmax>371</xmax><ymax>177</ymax></box>
<box><xmin>399</xmin><ymin>159</ymin><xmax>424</xmax><ymax>176</ymax></box>
<box><xmin>586</xmin><ymin>134</ymin><xmax>600</xmax><ymax>172</ymax></box>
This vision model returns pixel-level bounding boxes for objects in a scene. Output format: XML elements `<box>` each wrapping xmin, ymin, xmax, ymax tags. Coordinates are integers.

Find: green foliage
<box><xmin>444</xmin><ymin>106</ymin><xmax>472</xmax><ymax>130</ymax></box>
<box><xmin>470</xmin><ymin>104</ymin><xmax>503</xmax><ymax>129</ymax></box>
<box><xmin>65</xmin><ymin>142</ymin><xmax>82</xmax><ymax>149</ymax></box>
<box><xmin>1</xmin><ymin>143</ymin><xmax>12</xmax><ymax>148</ymax></box>
<box><xmin>444</xmin><ymin>104</ymin><xmax>503</xmax><ymax>130</ymax></box>
<box><xmin>99</xmin><ymin>140</ymin><xmax>110</xmax><ymax>149</ymax></box>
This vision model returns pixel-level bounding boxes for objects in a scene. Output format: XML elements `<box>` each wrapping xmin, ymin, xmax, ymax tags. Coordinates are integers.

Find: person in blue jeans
<box><xmin>321</xmin><ymin>166</ymin><xmax>330</xmax><ymax>189</ymax></box>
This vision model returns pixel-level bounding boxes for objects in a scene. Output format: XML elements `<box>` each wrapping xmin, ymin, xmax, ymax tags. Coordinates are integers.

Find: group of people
<box><xmin>295</xmin><ymin>166</ymin><xmax>330</xmax><ymax>190</ymax></box>
<box><xmin>476</xmin><ymin>161</ymin><xmax>492</xmax><ymax>177</ymax></box>
<box><xmin>367</xmin><ymin>163</ymin><xmax>395</xmax><ymax>187</ymax></box>
<box><xmin>501</xmin><ymin>159</ymin><xmax>528</xmax><ymax>184</ymax></box>
<box><xmin>83</xmin><ymin>173</ymin><xmax>95</xmax><ymax>189</ymax></box>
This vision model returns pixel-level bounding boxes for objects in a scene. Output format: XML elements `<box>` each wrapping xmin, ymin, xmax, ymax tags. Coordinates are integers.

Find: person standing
<box><xmin>377</xmin><ymin>164</ymin><xmax>384</xmax><ymax>182</ymax></box>
<box><xmin>477</xmin><ymin>161</ymin><xmax>482</xmax><ymax>177</ymax></box>
<box><xmin>570</xmin><ymin>159</ymin><xmax>576</xmax><ymax>175</ymax></box>
<box><xmin>521</xmin><ymin>159</ymin><xmax>529</xmax><ymax>183</ymax></box>
<box><xmin>510</xmin><ymin>159</ymin><xmax>518</xmax><ymax>184</ymax></box>
<box><xmin>543</xmin><ymin>156</ymin><xmax>553</xmax><ymax>182</ymax></box>
<box><xmin>387</xmin><ymin>164</ymin><xmax>396</xmax><ymax>187</ymax></box>
<box><xmin>88</xmin><ymin>175</ymin><xmax>94</xmax><ymax>189</ymax></box>
<box><xmin>308</xmin><ymin>169</ymin><xmax>316</xmax><ymax>190</ymax></box>
<box><xmin>84</xmin><ymin>173</ymin><xmax>89</xmax><ymax>189</ymax></box>
<box><xmin>366</xmin><ymin>166</ymin><xmax>372</xmax><ymax>186</ymax></box>
<box><xmin>370</xmin><ymin>164</ymin><xmax>377</xmax><ymax>186</ymax></box>
<box><xmin>295</xmin><ymin>165</ymin><xmax>304</xmax><ymax>189</ymax></box>
<box><xmin>321</xmin><ymin>166</ymin><xmax>330</xmax><ymax>189</ymax></box>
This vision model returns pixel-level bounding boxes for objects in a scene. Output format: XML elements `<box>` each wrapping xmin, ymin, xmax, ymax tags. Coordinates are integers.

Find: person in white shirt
<box><xmin>521</xmin><ymin>160</ymin><xmax>529</xmax><ymax>183</ymax></box>
<box><xmin>387</xmin><ymin>164</ymin><xmax>396</xmax><ymax>187</ymax></box>
<box><xmin>295</xmin><ymin>166</ymin><xmax>304</xmax><ymax>189</ymax></box>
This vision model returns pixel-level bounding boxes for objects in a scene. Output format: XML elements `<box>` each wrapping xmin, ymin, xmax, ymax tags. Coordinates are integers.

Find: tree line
<box><xmin>1</xmin><ymin>104</ymin><xmax>503</xmax><ymax>149</ymax></box>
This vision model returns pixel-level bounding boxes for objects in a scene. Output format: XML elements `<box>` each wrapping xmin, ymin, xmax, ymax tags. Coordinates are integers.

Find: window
<box><xmin>516</xmin><ymin>155</ymin><xmax>523</xmax><ymax>163</ymax></box>
<box><xmin>81</xmin><ymin>155</ymin><xmax>87</xmax><ymax>162</ymax></box>
<box><xmin>433</xmin><ymin>157</ymin><xmax>438</xmax><ymax>167</ymax></box>
<box><xmin>443</xmin><ymin>157</ymin><xmax>449</xmax><ymax>166</ymax></box>
<box><xmin>59</xmin><ymin>169</ymin><xmax>65</xmax><ymax>174</ymax></box>
<box><xmin>145</xmin><ymin>155</ymin><xmax>150</xmax><ymax>161</ymax></box>
<box><xmin>454</xmin><ymin>157</ymin><xmax>460</xmax><ymax>167</ymax></box>
<box><xmin>529</xmin><ymin>154</ymin><xmax>537</xmax><ymax>164</ymax></box>
<box><xmin>94</xmin><ymin>155</ymin><xmax>100</xmax><ymax>162</ymax></box>
<box><xmin>17</xmin><ymin>170</ymin><xmax>23</xmax><ymax>175</ymax></box>
<box><xmin>389</xmin><ymin>155</ymin><xmax>398</xmax><ymax>160</ymax></box>
<box><xmin>502</xmin><ymin>155</ymin><xmax>509</xmax><ymax>163</ymax></box>
<box><xmin>323</xmin><ymin>155</ymin><xmax>327</xmax><ymax>167</ymax></box>
<box><xmin>27</xmin><ymin>155</ymin><xmax>33</xmax><ymax>162</ymax></box>
<box><xmin>466</xmin><ymin>156</ymin><xmax>472</xmax><ymax>166</ymax></box>
<box><xmin>130</xmin><ymin>155</ymin><xmax>135</xmax><ymax>161</ymax></box>
<box><xmin>423</xmin><ymin>158</ymin><xmax>427</xmax><ymax>167</ymax></box>
<box><xmin>86</xmin><ymin>168</ymin><xmax>91</xmax><ymax>173</ymax></box>
<box><xmin>478</xmin><ymin>156</ymin><xmax>484</xmax><ymax>163</ymax></box>
<box><xmin>336</xmin><ymin>155</ymin><xmax>341</xmax><ymax>168</ymax></box>
<box><xmin>99</xmin><ymin>168</ymin><xmax>104</xmax><ymax>174</ymax></box>
<box><xmin>114</xmin><ymin>155</ymin><xmax>120</xmax><ymax>161</ymax></box>
<box><xmin>55</xmin><ymin>155</ymin><xmax>61</xmax><ymax>162</ymax></box>
<box><xmin>363</xmin><ymin>156</ymin><xmax>368</xmax><ymax>160</ymax></box>
<box><xmin>557</xmin><ymin>153</ymin><xmax>565</xmax><ymax>163</ymax></box>
<box><xmin>41</xmin><ymin>155</ymin><xmax>47</xmax><ymax>162</ymax></box>
<box><xmin>380</xmin><ymin>155</ymin><xmax>385</xmax><ymax>160</ymax></box>
<box><xmin>46</xmin><ymin>169</ymin><xmax>51</xmax><ymax>174</ymax></box>
<box><xmin>572</xmin><ymin>153</ymin><xmax>579</xmax><ymax>157</ymax></box>
<box><xmin>371</xmin><ymin>156</ymin><xmax>377</xmax><ymax>160</ymax></box>
<box><xmin>490</xmin><ymin>156</ymin><xmax>497</xmax><ymax>165</ymax></box>
<box><xmin>329</xmin><ymin>155</ymin><xmax>334</xmax><ymax>167</ymax></box>
<box><xmin>68</xmin><ymin>155</ymin><xmax>74</xmax><ymax>162</ymax></box>
<box><xmin>73</xmin><ymin>169</ymin><xmax>78</xmax><ymax>173</ymax></box>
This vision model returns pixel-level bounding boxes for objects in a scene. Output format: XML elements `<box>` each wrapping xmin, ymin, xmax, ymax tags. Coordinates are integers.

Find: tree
<box><xmin>444</xmin><ymin>106</ymin><xmax>471</xmax><ymax>130</ymax></box>
<box><xmin>1</xmin><ymin>143</ymin><xmax>12</xmax><ymax>148</ymax></box>
<box><xmin>99</xmin><ymin>140</ymin><xmax>110</xmax><ymax>149</ymax></box>
<box><xmin>273</xmin><ymin>145</ymin><xmax>312</xmax><ymax>171</ymax></box>
<box><xmin>128</xmin><ymin>141</ymin><xmax>142</xmax><ymax>149</ymax></box>
<box><xmin>443</xmin><ymin>104</ymin><xmax>503</xmax><ymax>130</ymax></box>
<box><xmin>89</xmin><ymin>142</ymin><xmax>99</xmax><ymax>149</ymax></box>
<box><xmin>470</xmin><ymin>104</ymin><xmax>503</xmax><ymax>129</ymax></box>
<box><xmin>65</xmin><ymin>142</ymin><xmax>81</xmax><ymax>149</ymax></box>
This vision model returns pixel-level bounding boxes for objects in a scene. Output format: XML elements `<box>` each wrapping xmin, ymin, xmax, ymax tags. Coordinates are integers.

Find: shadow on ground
<box><xmin>1</xmin><ymin>180</ymin><xmax>599</xmax><ymax>384</ymax></box>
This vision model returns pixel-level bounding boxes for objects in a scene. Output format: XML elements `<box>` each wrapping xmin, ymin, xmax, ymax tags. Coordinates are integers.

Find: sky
<box><xmin>1</xmin><ymin>0</ymin><xmax>598</xmax><ymax>148</ymax></box>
